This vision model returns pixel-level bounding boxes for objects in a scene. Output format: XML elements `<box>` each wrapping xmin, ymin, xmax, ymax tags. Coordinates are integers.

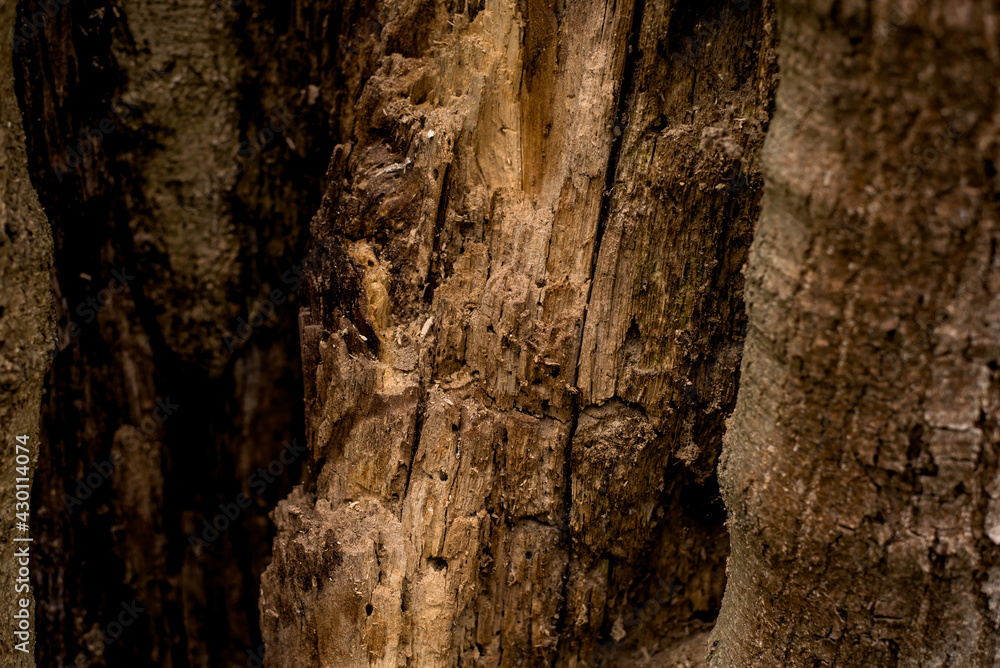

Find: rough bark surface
<box><xmin>261</xmin><ymin>0</ymin><xmax>777</xmax><ymax>666</ymax></box>
<box><xmin>712</xmin><ymin>1</ymin><xmax>1000</xmax><ymax>666</ymax></box>
<box><xmin>0</xmin><ymin>2</ymin><xmax>56</xmax><ymax>666</ymax></box>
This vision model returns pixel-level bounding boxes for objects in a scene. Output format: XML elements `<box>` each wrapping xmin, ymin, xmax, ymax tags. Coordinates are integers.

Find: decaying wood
<box><xmin>262</xmin><ymin>0</ymin><xmax>777</xmax><ymax>665</ymax></box>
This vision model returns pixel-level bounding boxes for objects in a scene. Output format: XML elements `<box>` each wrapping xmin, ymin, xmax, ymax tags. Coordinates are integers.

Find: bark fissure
<box><xmin>589</xmin><ymin>0</ymin><xmax>645</xmax><ymax>285</ymax></box>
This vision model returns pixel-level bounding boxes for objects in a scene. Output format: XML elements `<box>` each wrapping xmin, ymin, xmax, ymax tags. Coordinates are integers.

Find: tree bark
<box><xmin>261</xmin><ymin>0</ymin><xmax>776</xmax><ymax>666</ymax></box>
<box><xmin>14</xmin><ymin>0</ymin><xmax>996</xmax><ymax>666</ymax></box>
<box><xmin>712</xmin><ymin>1</ymin><xmax>1000</xmax><ymax>665</ymax></box>
<box><xmin>0</xmin><ymin>3</ymin><xmax>56</xmax><ymax>667</ymax></box>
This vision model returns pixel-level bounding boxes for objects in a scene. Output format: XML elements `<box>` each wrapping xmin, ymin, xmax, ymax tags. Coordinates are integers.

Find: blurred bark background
<box><xmin>14</xmin><ymin>0</ymin><xmax>348</xmax><ymax>664</ymax></box>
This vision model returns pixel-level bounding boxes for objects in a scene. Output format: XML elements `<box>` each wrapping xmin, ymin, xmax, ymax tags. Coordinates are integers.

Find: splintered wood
<box><xmin>262</xmin><ymin>0</ymin><xmax>776</xmax><ymax>665</ymax></box>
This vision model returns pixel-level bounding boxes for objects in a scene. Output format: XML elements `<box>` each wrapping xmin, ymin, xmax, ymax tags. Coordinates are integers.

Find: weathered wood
<box><xmin>263</xmin><ymin>0</ymin><xmax>777</xmax><ymax>665</ymax></box>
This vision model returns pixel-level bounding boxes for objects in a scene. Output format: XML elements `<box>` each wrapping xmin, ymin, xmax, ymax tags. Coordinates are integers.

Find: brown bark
<box><xmin>712</xmin><ymin>1</ymin><xmax>1000</xmax><ymax>665</ymax></box>
<box><xmin>0</xmin><ymin>2</ymin><xmax>56</xmax><ymax>666</ymax></box>
<box><xmin>261</xmin><ymin>0</ymin><xmax>776</xmax><ymax>666</ymax></box>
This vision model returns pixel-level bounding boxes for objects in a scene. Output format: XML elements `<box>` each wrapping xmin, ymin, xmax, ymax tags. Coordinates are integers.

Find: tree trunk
<box><xmin>9</xmin><ymin>0</ymin><xmax>997</xmax><ymax>667</ymax></box>
<box><xmin>260</xmin><ymin>0</ymin><xmax>776</xmax><ymax>666</ymax></box>
<box><xmin>711</xmin><ymin>1</ymin><xmax>1000</xmax><ymax>665</ymax></box>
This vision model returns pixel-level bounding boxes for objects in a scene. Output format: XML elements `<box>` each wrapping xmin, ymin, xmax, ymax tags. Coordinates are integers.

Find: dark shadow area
<box><xmin>12</xmin><ymin>0</ymin><xmax>343</xmax><ymax>664</ymax></box>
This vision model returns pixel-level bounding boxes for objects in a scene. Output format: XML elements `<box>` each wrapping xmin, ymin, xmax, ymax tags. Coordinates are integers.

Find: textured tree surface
<box><xmin>0</xmin><ymin>2</ymin><xmax>56</xmax><ymax>666</ymax></box>
<box><xmin>9</xmin><ymin>0</ymin><xmax>1000</xmax><ymax>666</ymax></box>
<box><xmin>712</xmin><ymin>1</ymin><xmax>1000</xmax><ymax>666</ymax></box>
<box><xmin>260</xmin><ymin>0</ymin><xmax>776</xmax><ymax>665</ymax></box>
